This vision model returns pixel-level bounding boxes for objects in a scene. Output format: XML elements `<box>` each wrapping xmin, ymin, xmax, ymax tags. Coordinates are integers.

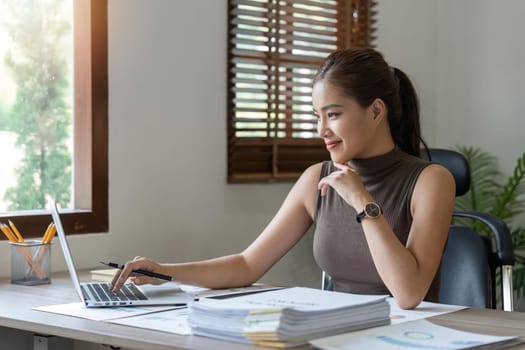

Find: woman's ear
<box><xmin>370</xmin><ymin>98</ymin><xmax>387</xmax><ymax>123</ymax></box>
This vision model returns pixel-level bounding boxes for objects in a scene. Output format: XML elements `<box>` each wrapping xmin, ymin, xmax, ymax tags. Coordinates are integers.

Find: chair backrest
<box><xmin>425</xmin><ymin>148</ymin><xmax>514</xmax><ymax>310</ymax></box>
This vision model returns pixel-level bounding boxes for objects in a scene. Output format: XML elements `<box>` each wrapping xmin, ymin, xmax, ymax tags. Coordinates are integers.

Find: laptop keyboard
<box><xmin>81</xmin><ymin>282</ymin><xmax>148</xmax><ymax>303</ymax></box>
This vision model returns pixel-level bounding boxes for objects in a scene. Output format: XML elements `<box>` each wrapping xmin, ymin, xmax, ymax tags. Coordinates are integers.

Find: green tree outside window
<box><xmin>1</xmin><ymin>0</ymin><xmax>72</xmax><ymax>211</ymax></box>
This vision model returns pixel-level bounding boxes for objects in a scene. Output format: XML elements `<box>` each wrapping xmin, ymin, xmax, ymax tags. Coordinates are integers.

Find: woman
<box><xmin>111</xmin><ymin>48</ymin><xmax>455</xmax><ymax>309</ymax></box>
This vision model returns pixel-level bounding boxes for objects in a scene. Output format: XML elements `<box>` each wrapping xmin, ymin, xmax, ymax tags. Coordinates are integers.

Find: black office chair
<box><xmin>423</xmin><ymin>148</ymin><xmax>515</xmax><ymax>311</ymax></box>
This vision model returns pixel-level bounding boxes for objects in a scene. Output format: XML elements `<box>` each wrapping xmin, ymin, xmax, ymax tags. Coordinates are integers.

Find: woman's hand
<box><xmin>317</xmin><ymin>162</ymin><xmax>371</xmax><ymax>209</ymax></box>
<box><xmin>110</xmin><ymin>256</ymin><xmax>165</xmax><ymax>292</ymax></box>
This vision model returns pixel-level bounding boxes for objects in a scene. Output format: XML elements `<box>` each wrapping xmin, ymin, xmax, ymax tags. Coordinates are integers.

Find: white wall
<box><xmin>434</xmin><ymin>1</ymin><xmax>525</xmax><ymax>174</ymax></box>
<box><xmin>105</xmin><ymin>0</ymin><xmax>320</xmax><ymax>288</ymax></box>
<box><xmin>1</xmin><ymin>0</ymin><xmax>524</xmax><ymax>289</ymax></box>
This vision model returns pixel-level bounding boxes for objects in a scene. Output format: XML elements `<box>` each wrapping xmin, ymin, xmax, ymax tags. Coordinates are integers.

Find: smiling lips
<box><xmin>325</xmin><ymin>140</ymin><xmax>342</xmax><ymax>150</ymax></box>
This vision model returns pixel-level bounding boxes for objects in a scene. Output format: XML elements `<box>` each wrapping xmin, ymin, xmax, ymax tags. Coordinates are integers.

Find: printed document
<box><xmin>310</xmin><ymin>319</ymin><xmax>523</xmax><ymax>350</ymax></box>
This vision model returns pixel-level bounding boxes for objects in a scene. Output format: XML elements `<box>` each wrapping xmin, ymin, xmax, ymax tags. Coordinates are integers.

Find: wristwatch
<box><xmin>356</xmin><ymin>202</ymin><xmax>382</xmax><ymax>223</ymax></box>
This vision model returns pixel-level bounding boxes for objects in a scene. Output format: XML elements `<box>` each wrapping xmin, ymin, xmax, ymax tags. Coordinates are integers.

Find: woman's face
<box><xmin>312</xmin><ymin>80</ymin><xmax>379</xmax><ymax>163</ymax></box>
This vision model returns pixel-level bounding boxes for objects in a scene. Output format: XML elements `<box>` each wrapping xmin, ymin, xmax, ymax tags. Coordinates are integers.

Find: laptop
<box><xmin>51</xmin><ymin>203</ymin><xmax>192</xmax><ymax>307</ymax></box>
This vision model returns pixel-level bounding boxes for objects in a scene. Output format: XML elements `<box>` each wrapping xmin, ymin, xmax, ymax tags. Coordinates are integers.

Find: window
<box><xmin>0</xmin><ymin>0</ymin><xmax>107</xmax><ymax>238</ymax></box>
<box><xmin>227</xmin><ymin>0</ymin><xmax>376</xmax><ymax>182</ymax></box>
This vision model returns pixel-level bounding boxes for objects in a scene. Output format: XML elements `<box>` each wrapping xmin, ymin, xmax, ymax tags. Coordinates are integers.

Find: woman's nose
<box><xmin>317</xmin><ymin>118</ymin><xmax>330</xmax><ymax>137</ymax></box>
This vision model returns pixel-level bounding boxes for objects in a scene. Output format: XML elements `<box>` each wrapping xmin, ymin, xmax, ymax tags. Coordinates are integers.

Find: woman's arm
<box><xmin>318</xmin><ymin>163</ymin><xmax>455</xmax><ymax>309</ymax></box>
<box><xmin>363</xmin><ymin>164</ymin><xmax>455</xmax><ymax>308</ymax></box>
<box><xmin>111</xmin><ymin>163</ymin><xmax>322</xmax><ymax>292</ymax></box>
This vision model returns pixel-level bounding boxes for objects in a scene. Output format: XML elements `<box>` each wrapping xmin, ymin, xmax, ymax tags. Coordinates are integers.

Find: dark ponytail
<box><xmin>314</xmin><ymin>48</ymin><xmax>428</xmax><ymax>158</ymax></box>
<box><xmin>390</xmin><ymin>67</ymin><xmax>426</xmax><ymax>157</ymax></box>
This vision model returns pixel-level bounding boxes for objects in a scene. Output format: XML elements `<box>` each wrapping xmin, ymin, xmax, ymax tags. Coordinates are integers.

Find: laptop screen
<box><xmin>51</xmin><ymin>203</ymin><xmax>85</xmax><ymax>302</ymax></box>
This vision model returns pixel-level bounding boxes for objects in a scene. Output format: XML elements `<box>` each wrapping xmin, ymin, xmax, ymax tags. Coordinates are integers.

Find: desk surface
<box><xmin>1</xmin><ymin>271</ymin><xmax>525</xmax><ymax>350</ymax></box>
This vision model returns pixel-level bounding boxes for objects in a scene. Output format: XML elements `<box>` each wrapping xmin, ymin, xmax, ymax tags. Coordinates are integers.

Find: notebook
<box><xmin>51</xmin><ymin>203</ymin><xmax>192</xmax><ymax>307</ymax></box>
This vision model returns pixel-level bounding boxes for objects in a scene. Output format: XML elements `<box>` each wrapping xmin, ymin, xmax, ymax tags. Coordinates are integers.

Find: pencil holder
<box><xmin>10</xmin><ymin>240</ymin><xmax>52</xmax><ymax>285</ymax></box>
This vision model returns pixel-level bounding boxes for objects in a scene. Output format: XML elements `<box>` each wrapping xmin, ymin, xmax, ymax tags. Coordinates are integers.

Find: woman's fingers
<box><xmin>317</xmin><ymin>163</ymin><xmax>366</xmax><ymax>207</ymax></box>
<box><xmin>111</xmin><ymin>257</ymin><xmax>156</xmax><ymax>292</ymax></box>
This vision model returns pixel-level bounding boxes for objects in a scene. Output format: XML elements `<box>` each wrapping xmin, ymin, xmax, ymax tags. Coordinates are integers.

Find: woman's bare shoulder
<box><xmin>413</xmin><ymin>163</ymin><xmax>456</xmax><ymax>204</ymax></box>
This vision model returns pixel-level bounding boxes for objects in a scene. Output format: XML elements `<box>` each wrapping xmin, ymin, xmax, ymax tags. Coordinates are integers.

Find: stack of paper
<box><xmin>188</xmin><ymin>287</ymin><xmax>390</xmax><ymax>348</ymax></box>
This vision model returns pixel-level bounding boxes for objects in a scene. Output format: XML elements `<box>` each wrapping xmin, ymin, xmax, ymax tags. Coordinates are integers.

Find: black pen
<box><xmin>100</xmin><ymin>261</ymin><xmax>173</xmax><ymax>282</ymax></box>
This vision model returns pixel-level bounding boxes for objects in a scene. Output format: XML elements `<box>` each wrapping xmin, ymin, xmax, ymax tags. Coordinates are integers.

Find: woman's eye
<box><xmin>327</xmin><ymin>112</ymin><xmax>340</xmax><ymax>119</ymax></box>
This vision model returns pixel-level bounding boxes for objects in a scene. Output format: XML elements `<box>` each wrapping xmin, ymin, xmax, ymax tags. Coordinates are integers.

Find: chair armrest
<box><xmin>453</xmin><ymin>211</ymin><xmax>515</xmax><ymax>265</ymax></box>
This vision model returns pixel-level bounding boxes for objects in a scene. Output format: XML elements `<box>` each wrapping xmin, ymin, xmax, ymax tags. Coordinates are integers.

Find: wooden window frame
<box><xmin>0</xmin><ymin>0</ymin><xmax>108</xmax><ymax>238</ymax></box>
<box><xmin>227</xmin><ymin>0</ymin><xmax>376</xmax><ymax>183</ymax></box>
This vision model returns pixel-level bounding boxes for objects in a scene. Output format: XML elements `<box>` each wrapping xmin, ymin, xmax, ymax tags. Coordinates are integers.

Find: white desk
<box><xmin>1</xmin><ymin>271</ymin><xmax>525</xmax><ymax>350</ymax></box>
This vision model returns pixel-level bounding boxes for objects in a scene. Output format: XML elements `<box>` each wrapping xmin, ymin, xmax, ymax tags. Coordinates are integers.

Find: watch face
<box><xmin>365</xmin><ymin>203</ymin><xmax>381</xmax><ymax>218</ymax></box>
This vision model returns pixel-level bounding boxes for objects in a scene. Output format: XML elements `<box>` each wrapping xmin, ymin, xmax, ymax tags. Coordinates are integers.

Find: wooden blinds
<box><xmin>227</xmin><ymin>0</ymin><xmax>376</xmax><ymax>182</ymax></box>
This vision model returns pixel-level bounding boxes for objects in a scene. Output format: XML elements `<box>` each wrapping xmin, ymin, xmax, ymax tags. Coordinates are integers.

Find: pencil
<box><xmin>27</xmin><ymin>222</ymin><xmax>54</xmax><ymax>274</ymax></box>
<box><xmin>42</xmin><ymin>223</ymin><xmax>56</xmax><ymax>243</ymax></box>
<box><xmin>1</xmin><ymin>223</ymin><xmax>17</xmax><ymax>242</ymax></box>
<box><xmin>41</xmin><ymin>223</ymin><xmax>53</xmax><ymax>243</ymax></box>
<box><xmin>100</xmin><ymin>261</ymin><xmax>173</xmax><ymax>281</ymax></box>
<box><xmin>8</xmin><ymin>220</ymin><xmax>24</xmax><ymax>243</ymax></box>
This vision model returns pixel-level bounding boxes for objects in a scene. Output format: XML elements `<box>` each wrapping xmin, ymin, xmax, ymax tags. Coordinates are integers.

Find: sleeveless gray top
<box><xmin>313</xmin><ymin>147</ymin><xmax>440</xmax><ymax>302</ymax></box>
